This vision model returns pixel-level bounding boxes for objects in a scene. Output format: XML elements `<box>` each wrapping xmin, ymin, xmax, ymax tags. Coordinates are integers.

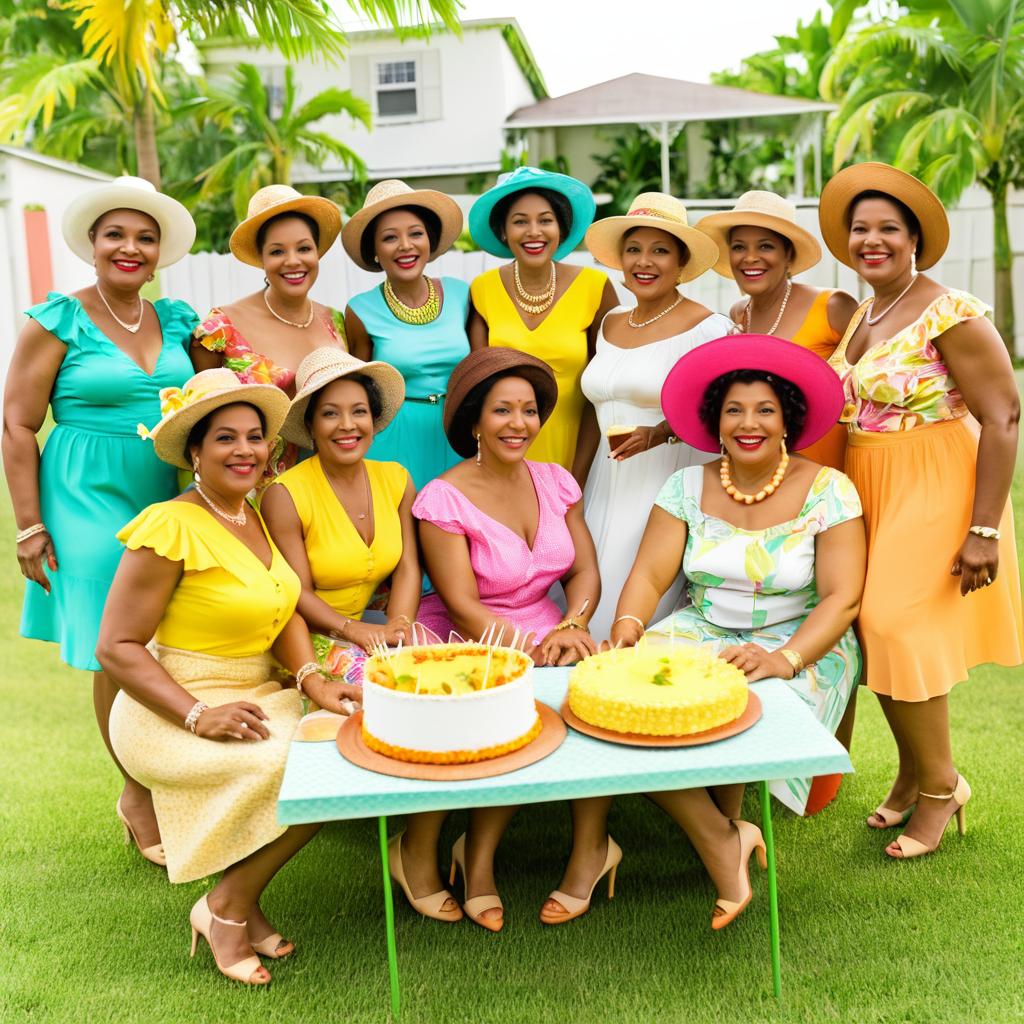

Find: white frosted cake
<box><xmin>361</xmin><ymin>644</ymin><xmax>540</xmax><ymax>764</ymax></box>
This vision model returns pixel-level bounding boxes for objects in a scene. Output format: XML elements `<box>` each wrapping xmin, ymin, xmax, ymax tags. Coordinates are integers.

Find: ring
<box><xmin>240</xmin><ymin>721</ymin><xmax>248</xmax><ymax>729</ymax></box>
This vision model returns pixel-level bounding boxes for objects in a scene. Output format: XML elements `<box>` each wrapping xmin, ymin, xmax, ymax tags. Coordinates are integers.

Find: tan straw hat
<box><xmin>139</xmin><ymin>368</ymin><xmax>289</xmax><ymax>471</ymax></box>
<box><xmin>229</xmin><ymin>185</ymin><xmax>342</xmax><ymax>267</ymax></box>
<box><xmin>697</xmin><ymin>191</ymin><xmax>822</xmax><ymax>278</ymax></box>
<box><xmin>341</xmin><ymin>179</ymin><xmax>463</xmax><ymax>271</ymax></box>
<box><xmin>281</xmin><ymin>347</ymin><xmax>406</xmax><ymax>449</ymax></box>
<box><xmin>584</xmin><ymin>193</ymin><xmax>719</xmax><ymax>283</ymax></box>
<box><xmin>818</xmin><ymin>162</ymin><xmax>949</xmax><ymax>270</ymax></box>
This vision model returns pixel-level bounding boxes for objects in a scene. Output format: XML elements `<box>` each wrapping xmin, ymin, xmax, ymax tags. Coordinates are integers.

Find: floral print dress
<box><xmin>647</xmin><ymin>464</ymin><xmax>863</xmax><ymax>814</ymax></box>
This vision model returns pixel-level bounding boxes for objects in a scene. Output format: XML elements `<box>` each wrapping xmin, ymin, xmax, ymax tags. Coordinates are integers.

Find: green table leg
<box><xmin>759</xmin><ymin>781</ymin><xmax>781</xmax><ymax>999</ymax></box>
<box><xmin>378</xmin><ymin>816</ymin><xmax>401</xmax><ymax>1018</ymax></box>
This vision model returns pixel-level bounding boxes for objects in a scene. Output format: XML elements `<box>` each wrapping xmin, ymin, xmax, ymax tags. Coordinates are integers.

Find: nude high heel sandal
<box><xmin>449</xmin><ymin>833</ymin><xmax>503</xmax><ymax>932</ymax></box>
<box><xmin>250</xmin><ymin>929</ymin><xmax>294</xmax><ymax>959</ymax></box>
<box><xmin>711</xmin><ymin>820</ymin><xmax>767</xmax><ymax>931</ymax></box>
<box><xmin>388</xmin><ymin>832</ymin><xmax>463</xmax><ymax>923</ymax></box>
<box><xmin>116</xmin><ymin>796</ymin><xmax>166</xmax><ymax>867</ymax></box>
<box><xmin>867</xmin><ymin>801</ymin><xmax>916</xmax><ymax>830</ymax></box>
<box><xmin>539</xmin><ymin>836</ymin><xmax>622</xmax><ymax>926</ymax></box>
<box><xmin>189</xmin><ymin>894</ymin><xmax>269</xmax><ymax>986</ymax></box>
<box><xmin>887</xmin><ymin>775</ymin><xmax>971</xmax><ymax>860</ymax></box>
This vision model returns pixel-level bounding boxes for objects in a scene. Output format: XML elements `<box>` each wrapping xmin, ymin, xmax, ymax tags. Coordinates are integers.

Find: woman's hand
<box><xmin>382</xmin><ymin>616</ymin><xmax>414</xmax><ymax>646</ymax></box>
<box><xmin>609</xmin><ymin>424</ymin><xmax>666</xmax><ymax>462</ymax></box>
<box><xmin>342</xmin><ymin>619</ymin><xmax>389</xmax><ymax>652</ymax></box>
<box><xmin>606</xmin><ymin>618</ymin><xmax>645</xmax><ymax>649</ymax></box>
<box><xmin>535</xmin><ymin>627</ymin><xmax>597</xmax><ymax>667</ymax></box>
<box><xmin>16</xmin><ymin>530</ymin><xmax>57</xmax><ymax>592</ymax></box>
<box><xmin>302</xmin><ymin>673</ymin><xmax>362</xmax><ymax>715</ymax></box>
<box><xmin>719</xmin><ymin>643</ymin><xmax>795</xmax><ymax>682</ymax></box>
<box><xmin>194</xmin><ymin>701</ymin><xmax>270</xmax><ymax>741</ymax></box>
<box><xmin>951</xmin><ymin>533</ymin><xmax>999</xmax><ymax>596</ymax></box>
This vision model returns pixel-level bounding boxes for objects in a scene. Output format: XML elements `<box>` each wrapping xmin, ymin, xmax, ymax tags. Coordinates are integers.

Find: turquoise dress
<box><xmin>348</xmin><ymin>276</ymin><xmax>470</xmax><ymax>491</ymax></box>
<box><xmin>20</xmin><ymin>293</ymin><xmax>198</xmax><ymax>671</ymax></box>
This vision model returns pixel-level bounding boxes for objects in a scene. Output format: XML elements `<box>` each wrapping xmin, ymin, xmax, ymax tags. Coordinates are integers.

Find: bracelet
<box><xmin>184</xmin><ymin>701</ymin><xmax>209</xmax><ymax>734</ymax></box>
<box><xmin>613</xmin><ymin>614</ymin><xmax>646</xmax><ymax>631</ymax></box>
<box><xmin>969</xmin><ymin>525</ymin><xmax>1001</xmax><ymax>541</ymax></box>
<box><xmin>778</xmin><ymin>649</ymin><xmax>805</xmax><ymax>677</ymax></box>
<box><xmin>665</xmin><ymin>433</ymin><xmax>681</xmax><ymax>446</ymax></box>
<box><xmin>15</xmin><ymin>523</ymin><xmax>47</xmax><ymax>543</ymax></box>
<box><xmin>334</xmin><ymin>619</ymin><xmax>351</xmax><ymax>641</ymax></box>
<box><xmin>554</xmin><ymin>617</ymin><xmax>590</xmax><ymax>633</ymax></box>
<box><xmin>294</xmin><ymin>661</ymin><xmax>321</xmax><ymax>695</ymax></box>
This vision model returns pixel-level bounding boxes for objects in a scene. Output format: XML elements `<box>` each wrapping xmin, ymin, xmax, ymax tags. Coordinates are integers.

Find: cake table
<box><xmin>278</xmin><ymin>667</ymin><xmax>853</xmax><ymax>1018</ymax></box>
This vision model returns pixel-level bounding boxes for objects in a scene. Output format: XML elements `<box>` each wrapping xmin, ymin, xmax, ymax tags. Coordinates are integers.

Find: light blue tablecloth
<box><xmin>277</xmin><ymin>669</ymin><xmax>852</xmax><ymax>825</ymax></box>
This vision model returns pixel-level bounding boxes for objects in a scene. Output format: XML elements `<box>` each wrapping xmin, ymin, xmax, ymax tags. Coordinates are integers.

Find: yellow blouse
<box><xmin>117</xmin><ymin>500</ymin><xmax>300</xmax><ymax>657</ymax></box>
<box><xmin>271</xmin><ymin>456</ymin><xmax>408</xmax><ymax>619</ymax></box>
<box><xmin>471</xmin><ymin>266</ymin><xmax>608</xmax><ymax>470</ymax></box>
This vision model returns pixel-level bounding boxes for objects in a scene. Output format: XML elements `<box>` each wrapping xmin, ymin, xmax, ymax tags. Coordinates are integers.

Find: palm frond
<box><xmin>830</xmin><ymin>90</ymin><xmax>936</xmax><ymax>166</ymax></box>
<box><xmin>290</xmin><ymin>88</ymin><xmax>372</xmax><ymax>131</ymax></box>
<box><xmin>294</xmin><ymin>128</ymin><xmax>367</xmax><ymax>176</ymax></box>
<box><xmin>0</xmin><ymin>54</ymin><xmax>103</xmax><ymax>136</ymax></box>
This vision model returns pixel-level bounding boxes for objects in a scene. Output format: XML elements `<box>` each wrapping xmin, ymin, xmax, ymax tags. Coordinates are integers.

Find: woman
<box><xmin>192</xmin><ymin>185</ymin><xmax>346</xmax><ymax>483</ymax></box>
<box><xmin>98</xmin><ymin>369</ymin><xmax>352</xmax><ymax>984</ymax></box>
<box><xmin>467</xmin><ymin>166</ymin><xmax>618</xmax><ymax>480</ymax></box>
<box><xmin>698</xmin><ymin>191</ymin><xmax>858</xmax><ymax>471</ymax></box>
<box><xmin>580</xmin><ymin>192</ymin><xmax>731</xmax><ymax>641</ymax></box>
<box><xmin>2</xmin><ymin>175</ymin><xmax>198</xmax><ymax>866</ymax></box>
<box><xmin>343</xmin><ymin>179</ymin><xmax>475</xmax><ymax>492</ymax></box>
<box><xmin>414</xmin><ymin>348</ymin><xmax>600</xmax><ymax>931</ymax></box>
<box><xmin>818</xmin><ymin>162</ymin><xmax>1023</xmax><ymax>857</ymax></box>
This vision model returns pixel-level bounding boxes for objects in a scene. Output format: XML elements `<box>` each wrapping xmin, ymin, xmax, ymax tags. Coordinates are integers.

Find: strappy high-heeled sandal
<box><xmin>250</xmin><ymin>928</ymin><xmax>294</xmax><ymax>959</ymax></box>
<box><xmin>539</xmin><ymin>836</ymin><xmax>622</xmax><ymax>926</ymax></box>
<box><xmin>449</xmin><ymin>833</ymin><xmax>503</xmax><ymax>932</ymax></box>
<box><xmin>116</xmin><ymin>796</ymin><xmax>166</xmax><ymax>867</ymax></box>
<box><xmin>886</xmin><ymin>775</ymin><xmax>971</xmax><ymax>859</ymax></box>
<box><xmin>388</xmin><ymin>832</ymin><xmax>462</xmax><ymax>923</ymax></box>
<box><xmin>711</xmin><ymin>820</ymin><xmax>767</xmax><ymax>931</ymax></box>
<box><xmin>189</xmin><ymin>894</ymin><xmax>270</xmax><ymax>986</ymax></box>
<box><xmin>867</xmin><ymin>801</ymin><xmax>916</xmax><ymax>830</ymax></box>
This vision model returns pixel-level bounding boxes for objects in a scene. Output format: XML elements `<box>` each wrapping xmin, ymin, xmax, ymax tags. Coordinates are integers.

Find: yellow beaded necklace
<box><xmin>383</xmin><ymin>277</ymin><xmax>441</xmax><ymax>325</ymax></box>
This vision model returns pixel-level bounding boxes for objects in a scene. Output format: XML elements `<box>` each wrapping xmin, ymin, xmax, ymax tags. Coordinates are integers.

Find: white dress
<box><xmin>581</xmin><ymin>309</ymin><xmax>732</xmax><ymax>641</ymax></box>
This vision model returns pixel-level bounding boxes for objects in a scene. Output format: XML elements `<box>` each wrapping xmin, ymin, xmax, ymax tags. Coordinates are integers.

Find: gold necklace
<box><xmin>194</xmin><ymin>482</ymin><xmax>247</xmax><ymax>526</ymax></box>
<box><xmin>513</xmin><ymin>261</ymin><xmax>556</xmax><ymax>314</ymax></box>
<box><xmin>263</xmin><ymin>289</ymin><xmax>314</xmax><ymax>328</ymax></box>
<box><xmin>742</xmin><ymin>278</ymin><xmax>792</xmax><ymax>335</ymax></box>
<box><xmin>628</xmin><ymin>293</ymin><xmax>683</xmax><ymax>329</ymax></box>
<box><xmin>383</xmin><ymin>277</ymin><xmax>441</xmax><ymax>324</ymax></box>
<box><xmin>866</xmin><ymin>273</ymin><xmax>917</xmax><ymax>326</ymax></box>
<box><xmin>719</xmin><ymin>445</ymin><xmax>790</xmax><ymax>504</ymax></box>
<box><xmin>96</xmin><ymin>284</ymin><xmax>144</xmax><ymax>333</ymax></box>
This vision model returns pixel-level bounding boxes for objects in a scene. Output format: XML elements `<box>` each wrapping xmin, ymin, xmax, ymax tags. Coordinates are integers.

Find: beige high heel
<box><xmin>712</xmin><ymin>820</ymin><xmax>767</xmax><ymax>931</ymax></box>
<box><xmin>867</xmin><ymin>801</ymin><xmax>916</xmax><ymax>830</ymax></box>
<box><xmin>250</xmin><ymin>929</ymin><xmax>294</xmax><ymax>959</ymax></box>
<box><xmin>539</xmin><ymin>837</ymin><xmax>622</xmax><ymax>926</ymax></box>
<box><xmin>189</xmin><ymin>894</ymin><xmax>269</xmax><ymax>986</ymax></box>
<box><xmin>449</xmin><ymin>833</ymin><xmax>503</xmax><ymax>932</ymax></box>
<box><xmin>887</xmin><ymin>775</ymin><xmax>971</xmax><ymax>859</ymax></box>
<box><xmin>116</xmin><ymin>796</ymin><xmax>166</xmax><ymax>867</ymax></box>
<box><xmin>388</xmin><ymin>832</ymin><xmax>462</xmax><ymax>923</ymax></box>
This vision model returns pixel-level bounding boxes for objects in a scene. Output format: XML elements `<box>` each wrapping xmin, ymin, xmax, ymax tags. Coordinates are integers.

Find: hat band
<box><xmin>628</xmin><ymin>207</ymin><xmax>686</xmax><ymax>225</ymax></box>
<box><xmin>301</xmin><ymin>363</ymin><xmax>355</xmax><ymax>393</ymax></box>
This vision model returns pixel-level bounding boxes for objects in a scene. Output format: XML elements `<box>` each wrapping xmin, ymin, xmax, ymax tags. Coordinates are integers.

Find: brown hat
<box><xmin>443</xmin><ymin>348</ymin><xmax>558</xmax><ymax>458</ymax></box>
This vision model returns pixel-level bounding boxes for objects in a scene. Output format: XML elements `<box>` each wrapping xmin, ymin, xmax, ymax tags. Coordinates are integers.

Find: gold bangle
<box><xmin>779</xmin><ymin>648</ymin><xmax>804</xmax><ymax>677</ymax></box>
<box><xmin>613</xmin><ymin>614</ymin><xmax>646</xmax><ymax>631</ymax></box>
<box><xmin>554</xmin><ymin>617</ymin><xmax>589</xmax><ymax>633</ymax></box>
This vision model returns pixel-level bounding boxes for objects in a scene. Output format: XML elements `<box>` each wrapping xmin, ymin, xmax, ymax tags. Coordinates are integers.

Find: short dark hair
<box><xmin>489</xmin><ymin>187</ymin><xmax>572</xmax><ymax>246</ymax></box>
<box><xmin>698</xmin><ymin>370</ymin><xmax>807</xmax><ymax>444</ymax></box>
<box><xmin>622</xmin><ymin>224</ymin><xmax>689</xmax><ymax>265</ymax></box>
<box><xmin>727</xmin><ymin>224</ymin><xmax>794</xmax><ymax>262</ymax></box>
<box><xmin>256</xmin><ymin>212</ymin><xmax>321</xmax><ymax>254</ymax></box>
<box><xmin>848</xmin><ymin>190</ymin><xmax>922</xmax><ymax>257</ymax></box>
<box><xmin>185</xmin><ymin>401</ymin><xmax>267</xmax><ymax>463</ymax></box>
<box><xmin>361</xmin><ymin>204</ymin><xmax>442</xmax><ymax>268</ymax></box>
<box><xmin>304</xmin><ymin>372</ymin><xmax>385</xmax><ymax>432</ymax></box>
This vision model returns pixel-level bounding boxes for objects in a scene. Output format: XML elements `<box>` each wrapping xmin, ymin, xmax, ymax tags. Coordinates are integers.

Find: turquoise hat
<box><xmin>468</xmin><ymin>166</ymin><xmax>596</xmax><ymax>260</ymax></box>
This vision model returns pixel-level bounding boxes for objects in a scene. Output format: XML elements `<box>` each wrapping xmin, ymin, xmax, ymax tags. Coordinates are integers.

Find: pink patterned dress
<box><xmin>413</xmin><ymin>461</ymin><xmax>581</xmax><ymax>645</ymax></box>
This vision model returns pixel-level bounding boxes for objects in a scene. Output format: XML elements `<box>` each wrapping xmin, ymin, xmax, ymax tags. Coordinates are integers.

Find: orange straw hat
<box><xmin>229</xmin><ymin>185</ymin><xmax>342</xmax><ymax>267</ymax></box>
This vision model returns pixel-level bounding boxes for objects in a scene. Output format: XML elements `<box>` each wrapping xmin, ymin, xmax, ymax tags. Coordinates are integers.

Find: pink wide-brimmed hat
<box><xmin>660</xmin><ymin>334</ymin><xmax>844</xmax><ymax>453</ymax></box>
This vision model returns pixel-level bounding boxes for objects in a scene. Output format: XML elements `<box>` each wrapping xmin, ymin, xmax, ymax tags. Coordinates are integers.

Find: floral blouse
<box><xmin>829</xmin><ymin>290</ymin><xmax>989</xmax><ymax>432</ymax></box>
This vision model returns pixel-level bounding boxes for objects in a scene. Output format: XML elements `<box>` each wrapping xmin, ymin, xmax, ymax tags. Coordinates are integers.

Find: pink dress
<box><xmin>413</xmin><ymin>461</ymin><xmax>581</xmax><ymax>645</ymax></box>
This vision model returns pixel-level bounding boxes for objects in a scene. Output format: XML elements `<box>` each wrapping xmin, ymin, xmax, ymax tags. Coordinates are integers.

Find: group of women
<box><xmin>3</xmin><ymin>161</ymin><xmax>1021</xmax><ymax>985</ymax></box>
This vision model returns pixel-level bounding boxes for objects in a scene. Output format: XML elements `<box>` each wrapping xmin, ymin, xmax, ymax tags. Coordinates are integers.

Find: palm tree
<box><xmin>821</xmin><ymin>0</ymin><xmax>1024</xmax><ymax>352</ymax></box>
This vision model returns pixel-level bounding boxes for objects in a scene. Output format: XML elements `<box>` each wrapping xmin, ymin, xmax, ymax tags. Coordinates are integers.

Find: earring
<box><xmin>676</xmin><ymin>268</ymin><xmax>687</xmax><ymax>285</ymax></box>
<box><xmin>192</xmin><ymin>457</ymin><xmax>202</xmax><ymax>484</ymax></box>
<box><xmin>911</xmin><ymin>251</ymin><xmax>917</xmax><ymax>274</ymax></box>
<box><xmin>475</xmin><ymin>434</ymin><xmax>482</xmax><ymax>466</ymax></box>
<box><xmin>780</xmin><ymin>436</ymin><xmax>788</xmax><ymax>457</ymax></box>
<box><xmin>263</xmin><ymin>276</ymin><xmax>269</xmax><ymax>288</ymax></box>
<box><xmin>147</xmin><ymin>273</ymin><xmax>155</xmax><ymax>282</ymax></box>
<box><xmin>374</xmin><ymin>255</ymin><xmax>380</xmax><ymax>264</ymax></box>
<box><xmin>719</xmin><ymin>436</ymin><xmax>727</xmax><ymax>457</ymax></box>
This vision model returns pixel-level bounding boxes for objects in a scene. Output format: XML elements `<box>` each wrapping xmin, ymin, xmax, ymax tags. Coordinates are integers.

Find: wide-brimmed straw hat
<box><xmin>138</xmin><ymin>368</ymin><xmax>290</xmax><ymax>470</ymax></box>
<box><xmin>62</xmin><ymin>175</ymin><xmax>196</xmax><ymax>269</ymax></box>
<box><xmin>281</xmin><ymin>347</ymin><xmax>406</xmax><ymax>449</ymax></box>
<box><xmin>229</xmin><ymin>185</ymin><xmax>342</xmax><ymax>267</ymax></box>
<box><xmin>660</xmin><ymin>334</ymin><xmax>844</xmax><ymax>453</ymax></box>
<box><xmin>585</xmin><ymin>192</ymin><xmax>719</xmax><ymax>283</ymax></box>
<box><xmin>468</xmin><ymin>166</ymin><xmax>596</xmax><ymax>261</ymax></box>
<box><xmin>341</xmin><ymin>179</ymin><xmax>463</xmax><ymax>272</ymax></box>
<box><xmin>697</xmin><ymin>191</ymin><xmax>822</xmax><ymax>278</ymax></box>
<box><xmin>818</xmin><ymin>162</ymin><xmax>949</xmax><ymax>270</ymax></box>
<box><xmin>443</xmin><ymin>348</ymin><xmax>558</xmax><ymax>458</ymax></box>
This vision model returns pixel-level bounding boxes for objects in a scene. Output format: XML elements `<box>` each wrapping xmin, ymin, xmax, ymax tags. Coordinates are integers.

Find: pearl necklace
<box><xmin>628</xmin><ymin>293</ymin><xmax>683</xmax><ymax>329</ymax></box>
<box><xmin>719</xmin><ymin>447</ymin><xmax>790</xmax><ymax>504</ymax></box>
<box><xmin>384</xmin><ymin>276</ymin><xmax>441</xmax><ymax>324</ymax></box>
<box><xmin>865</xmin><ymin>273</ymin><xmax>917</xmax><ymax>326</ymax></box>
<box><xmin>742</xmin><ymin>278</ymin><xmax>792</xmax><ymax>336</ymax></box>
<box><xmin>96</xmin><ymin>284</ymin><xmax>144</xmax><ymax>334</ymax></box>
<box><xmin>195</xmin><ymin>482</ymin><xmax>247</xmax><ymax>526</ymax></box>
<box><xmin>263</xmin><ymin>289</ymin><xmax>314</xmax><ymax>328</ymax></box>
<box><xmin>513</xmin><ymin>261</ymin><xmax>556</xmax><ymax>314</ymax></box>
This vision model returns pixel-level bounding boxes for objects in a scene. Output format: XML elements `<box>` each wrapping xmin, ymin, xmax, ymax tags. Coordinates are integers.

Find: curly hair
<box><xmin>698</xmin><ymin>369</ymin><xmax>807</xmax><ymax>444</ymax></box>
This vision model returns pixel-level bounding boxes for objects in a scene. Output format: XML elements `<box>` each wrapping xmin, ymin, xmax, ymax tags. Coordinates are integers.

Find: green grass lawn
<box><xmin>1</xmin><ymin>479</ymin><xmax>1022</xmax><ymax>1024</ymax></box>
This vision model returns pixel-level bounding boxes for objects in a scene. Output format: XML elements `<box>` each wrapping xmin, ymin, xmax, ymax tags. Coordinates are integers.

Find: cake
<box><xmin>568</xmin><ymin>646</ymin><xmax>748</xmax><ymax>737</ymax></box>
<box><xmin>361</xmin><ymin>643</ymin><xmax>541</xmax><ymax>763</ymax></box>
<box><xmin>606</xmin><ymin>424</ymin><xmax>636</xmax><ymax>453</ymax></box>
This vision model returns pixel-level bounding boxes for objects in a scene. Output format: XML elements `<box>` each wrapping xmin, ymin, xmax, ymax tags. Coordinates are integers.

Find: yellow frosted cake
<box><xmin>361</xmin><ymin>644</ymin><xmax>540</xmax><ymax>763</ymax></box>
<box><xmin>568</xmin><ymin>646</ymin><xmax>748</xmax><ymax>737</ymax></box>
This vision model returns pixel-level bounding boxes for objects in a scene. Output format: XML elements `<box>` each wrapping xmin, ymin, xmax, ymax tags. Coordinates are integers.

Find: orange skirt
<box><xmin>846</xmin><ymin>418</ymin><xmax>1022</xmax><ymax>701</ymax></box>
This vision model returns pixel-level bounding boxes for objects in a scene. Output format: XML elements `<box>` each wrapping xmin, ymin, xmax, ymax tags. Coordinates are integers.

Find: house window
<box><xmin>375</xmin><ymin>59</ymin><xmax>418</xmax><ymax>117</ymax></box>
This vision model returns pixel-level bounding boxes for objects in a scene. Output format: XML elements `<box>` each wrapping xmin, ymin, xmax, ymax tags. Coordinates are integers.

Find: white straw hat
<box><xmin>229</xmin><ymin>184</ymin><xmax>342</xmax><ymax>267</ymax></box>
<box><xmin>61</xmin><ymin>176</ymin><xmax>196</xmax><ymax>268</ymax></box>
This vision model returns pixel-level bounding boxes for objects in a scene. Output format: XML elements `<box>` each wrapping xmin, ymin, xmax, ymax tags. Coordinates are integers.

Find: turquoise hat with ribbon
<box><xmin>468</xmin><ymin>166</ymin><xmax>596</xmax><ymax>260</ymax></box>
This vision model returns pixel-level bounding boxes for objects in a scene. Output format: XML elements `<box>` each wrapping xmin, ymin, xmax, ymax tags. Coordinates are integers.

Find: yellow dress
<box><xmin>270</xmin><ymin>456</ymin><xmax>409</xmax><ymax>619</ymax></box>
<box><xmin>108</xmin><ymin>500</ymin><xmax>303</xmax><ymax>883</ymax></box>
<box><xmin>471</xmin><ymin>266</ymin><xmax>608</xmax><ymax>469</ymax></box>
